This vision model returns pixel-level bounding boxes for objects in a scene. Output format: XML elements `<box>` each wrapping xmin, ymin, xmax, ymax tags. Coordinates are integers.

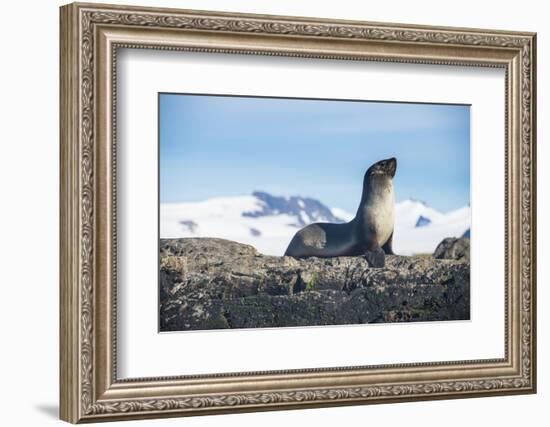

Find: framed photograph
<box><xmin>60</xmin><ymin>2</ymin><xmax>537</xmax><ymax>423</ymax></box>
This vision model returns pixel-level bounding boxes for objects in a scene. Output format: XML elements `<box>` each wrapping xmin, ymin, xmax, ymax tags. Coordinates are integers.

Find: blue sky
<box><xmin>159</xmin><ymin>93</ymin><xmax>470</xmax><ymax>213</ymax></box>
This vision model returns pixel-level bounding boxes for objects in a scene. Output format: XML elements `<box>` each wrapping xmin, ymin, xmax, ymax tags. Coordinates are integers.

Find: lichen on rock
<box><xmin>159</xmin><ymin>238</ymin><xmax>470</xmax><ymax>331</ymax></box>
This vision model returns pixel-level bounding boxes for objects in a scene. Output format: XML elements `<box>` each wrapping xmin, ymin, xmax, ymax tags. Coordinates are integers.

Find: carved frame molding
<box><xmin>60</xmin><ymin>2</ymin><xmax>536</xmax><ymax>423</ymax></box>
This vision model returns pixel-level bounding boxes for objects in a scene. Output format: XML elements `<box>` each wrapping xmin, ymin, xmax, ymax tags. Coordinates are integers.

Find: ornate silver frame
<box><xmin>60</xmin><ymin>2</ymin><xmax>536</xmax><ymax>423</ymax></box>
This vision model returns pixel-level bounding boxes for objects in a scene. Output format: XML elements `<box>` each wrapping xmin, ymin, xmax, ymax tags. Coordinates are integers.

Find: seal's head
<box><xmin>365</xmin><ymin>157</ymin><xmax>397</xmax><ymax>180</ymax></box>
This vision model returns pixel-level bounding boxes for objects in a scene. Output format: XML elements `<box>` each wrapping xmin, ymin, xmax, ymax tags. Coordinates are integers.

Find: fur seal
<box><xmin>284</xmin><ymin>157</ymin><xmax>397</xmax><ymax>267</ymax></box>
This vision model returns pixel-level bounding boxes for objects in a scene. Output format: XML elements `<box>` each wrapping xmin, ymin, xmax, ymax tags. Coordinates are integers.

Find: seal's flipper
<box><xmin>364</xmin><ymin>247</ymin><xmax>385</xmax><ymax>268</ymax></box>
<box><xmin>382</xmin><ymin>231</ymin><xmax>395</xmax><ymax>255</ymax></box>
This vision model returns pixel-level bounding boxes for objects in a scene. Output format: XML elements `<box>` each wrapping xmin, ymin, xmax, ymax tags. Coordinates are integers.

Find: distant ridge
<box><xmin>243</xmin><ymin>191</ymin><xmax>345</xmax><ymax>226</ymax></box>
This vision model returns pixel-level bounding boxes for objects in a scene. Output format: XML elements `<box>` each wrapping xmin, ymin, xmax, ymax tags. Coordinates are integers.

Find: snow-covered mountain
<box><xmin>242</xmin><ymin>191</ymin><xmax>346</xmax><ymax>226</ymax></box>
<box><xmin>161</xmin><ymin>192</ymin><xmax>470</xmax><ymax>256</ymax></box>
<box><xmin>393</xmin><ymin>199</ymin><xmax>470</xmax><ymax>255</ymax></box>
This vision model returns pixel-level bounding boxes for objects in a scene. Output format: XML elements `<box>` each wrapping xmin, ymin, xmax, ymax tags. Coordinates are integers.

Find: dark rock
<box><xmin>242</xmin><ymin>191</ymin><xmax>346</xmax><ymax>226</ymax></box>
<box><xmin>415</xmin><ymin>215</ymin><xmax>431</xmax><ymax>227</ymax></box>
<box><xmin>179</xmin><ymin>220</ymin><xmax>198</xmax><ymax>233</ymax></box>
<box><xmin>160</xmin><ymin>238</ymin><xmax>470</xmax><ymax>331</ymax></box>
<box><xmin>249</xmin><ymin>227</ymin><xmax>262</xmax><ymax>237</ymax></box>
<box><xmin>433</xmin><ymin>237</ymin><xmax>470</xmax><ymax>262</ymax></box>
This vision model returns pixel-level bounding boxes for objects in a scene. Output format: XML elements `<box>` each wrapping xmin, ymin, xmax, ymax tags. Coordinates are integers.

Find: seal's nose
<box><xmin>387</xmin><ymin>157</ymin><xmax>397</xmax><ymax>177</ymax></box>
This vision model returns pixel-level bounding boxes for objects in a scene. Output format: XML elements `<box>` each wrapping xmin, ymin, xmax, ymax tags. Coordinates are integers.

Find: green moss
<box><xmin>410</xmin><ymin>306</ymin><xmax>432</xmax><ymax>317</ymax></box>
<box><xmin>440</xmin><ymin>271</ymin><xmax>454</xmax><ymax>284</ymax></box>
<box><xmin>411</xmin><ymin>298</ymin><xmax>442</xmax><ymax>318</ymax></box>
<box><xmin>305</xmin><ymin>272</ymin><xmax>318</xmax><ymax>291</ymax></box>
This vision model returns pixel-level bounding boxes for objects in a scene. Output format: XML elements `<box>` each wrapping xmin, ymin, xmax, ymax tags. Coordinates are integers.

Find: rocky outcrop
<box><xmin>160</xmin><ymin>238</ymin><xmax>470</xmax><ymax>331</ymax></box>
<box><xmin>434</xmin><ymin>237</ymin><xmax>470</xmax><ymax>262</ymax></box>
